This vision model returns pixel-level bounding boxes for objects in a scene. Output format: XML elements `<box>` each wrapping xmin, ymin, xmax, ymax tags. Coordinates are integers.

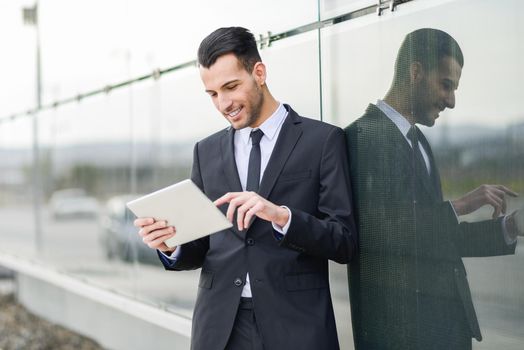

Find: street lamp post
<box><xmin>23</xmin><ymin>2</ymin><xmax>43</xmax><ymax>253</ymax></box>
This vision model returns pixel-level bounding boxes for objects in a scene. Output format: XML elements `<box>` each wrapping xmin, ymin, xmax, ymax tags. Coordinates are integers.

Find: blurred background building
<box><xmin>0</xmin><ymin>0</ymin><xmax>522</xmax><ymax>349</ymax></box>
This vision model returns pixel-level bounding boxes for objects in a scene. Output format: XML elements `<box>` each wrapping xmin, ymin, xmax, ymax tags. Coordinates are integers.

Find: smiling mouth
<box><xmin>227</xmin><ymin>107</ymin><xmax>242</xmax><ymax>118</ymax></box>
<box><xmin>434</xmin><ymin>106</ymin><xmax>445</xmax><ymax>118</ymax></box>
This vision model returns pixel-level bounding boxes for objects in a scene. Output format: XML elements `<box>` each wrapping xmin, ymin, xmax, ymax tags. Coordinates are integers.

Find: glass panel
<box><xmin>0</xmin><ymin>0</ymin><xmax>37</xmax><ymax>116</ymax></box>
<box><xmin>321</xmin><ymin>0</ymin><xmax>524</xmax><ymax>349</ymax></box>
<box><xmin>263</xmin><ymin>30</ymin><xmax>321</xmax><ymax>119</ymax></box>
<box><xmin>320</xmin><ymin>0</ymin><xmax>375</xmax><ymax>20</ymax></box>
<box><xmin>0</xmin><ymin>117</ymin><xmax>35</xmax><ymax>254</ymax></box>
<box><xmin>39</xmin><ymin>0</ymin><xmax>318</xmax><ymax>105</ymax></box>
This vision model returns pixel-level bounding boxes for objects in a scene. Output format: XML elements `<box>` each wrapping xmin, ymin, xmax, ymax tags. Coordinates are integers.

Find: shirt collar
<box><xmin>238</xmin><ymin>102</ymin><xmax>287</xmax><ymax>145</ymax></box>
<box><xmin>376</xmin><ymin>99</ymin><xmax>412</xmax><ymax>139</ymax></box>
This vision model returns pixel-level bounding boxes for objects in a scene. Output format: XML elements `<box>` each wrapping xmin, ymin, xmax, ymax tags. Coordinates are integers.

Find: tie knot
<box><xmin>250</xmin><ymin>129</ymin><xmax>264</xmax><ymax>146</ymax></box>
<box><xmin>407</xmin><ymin>126</ymin><xmax>419</xmax><ymax>147</ymax></box>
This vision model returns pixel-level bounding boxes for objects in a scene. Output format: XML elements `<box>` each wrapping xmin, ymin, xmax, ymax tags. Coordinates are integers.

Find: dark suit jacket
<box><xmin>345</xmin><ymin>104</ymin><xmax>516</xmax><ymax>350</ymax></box>
<box><xmin>159</xmin><ymin>105</ymin><xmax>357</xmax><ymax>350</ymax></box>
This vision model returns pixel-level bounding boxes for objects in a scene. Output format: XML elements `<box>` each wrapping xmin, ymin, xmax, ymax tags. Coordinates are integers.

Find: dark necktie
<box><xmin>407</xmin><ymin>126</ymin><xmax>429</xmax><ymax>177</ymax></box>
<box><xmin>246</xmin><ymin>129</ymin><xmax>264</xmax><ymax>192</ymax></box>
<box><xmin>407</xmin><ymin>126</ymin><xmax>443</xmax><ymax>199</ymax></box>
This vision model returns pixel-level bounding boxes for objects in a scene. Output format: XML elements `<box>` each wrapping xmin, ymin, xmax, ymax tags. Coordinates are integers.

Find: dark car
<box><xmin>98</xmin><ymin>194</ymin><xmax>158</xmax><ymax>264</ymax></box>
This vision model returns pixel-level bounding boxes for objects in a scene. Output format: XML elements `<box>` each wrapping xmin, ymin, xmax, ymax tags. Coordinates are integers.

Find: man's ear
<box><xmin>409</xmin><ymin>62</ymin><xmax>424</xmax><ymax>84</ymax></box>
<box><xmin>252</xmin><ymin>62</ymin><xmax>267</xmax><ymax>86</ymax></box>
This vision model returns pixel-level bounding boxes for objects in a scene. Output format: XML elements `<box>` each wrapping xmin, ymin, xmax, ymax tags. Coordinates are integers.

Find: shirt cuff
<box><xmin>447</xmin><ymin>200</ymin><xmax>459</xmax><ymax>221</ymax></box>
<box><xmin>159</xmin><ymin>247</ymin><xmax>181</xmax><ymax>261</ymax></box>
<box><xmin>272</xmin><ymin>206</ymin><xmax>292</xmax><ymax>240</ymax></box>
<box><xmin>502</xmin><ymin>216</ymin><xmax>518</xmax><ymax>245</ymax></box>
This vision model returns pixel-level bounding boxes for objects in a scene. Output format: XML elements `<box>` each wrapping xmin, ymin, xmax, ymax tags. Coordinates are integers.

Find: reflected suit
<box><xmin>345</xmin><ymin>104</ymin><xmax>516</xmax><ymax>350</ymax></box>
<box><xmin>160</xmin><ymin>105</ymin><xmax>356</xmax><ymax>350</ymax></box>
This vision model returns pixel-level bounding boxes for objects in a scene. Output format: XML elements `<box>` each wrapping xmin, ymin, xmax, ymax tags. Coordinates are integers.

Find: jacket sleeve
<box><xmin>278</xmin><ymin>127</ymin><xmax>357</xmax><ymax>264</ymax></box>
<box><xmin>456</xmin><ymin>218</ymin><xmax>516</xmax><ymax>257</ymax></box>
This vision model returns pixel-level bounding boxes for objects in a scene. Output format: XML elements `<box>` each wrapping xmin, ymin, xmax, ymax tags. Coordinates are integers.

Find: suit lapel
<box><xmin>367</xmin><ymin>105</ymin><xmax>412</xmax><ymax>170</ymax></box>
<box><xmin>219</xmin><ymin>127</ymin><xmax>246</xmax><ymax>238</ymax></box>
<box><xmin>220</xmin><ymin>127</ymin><xmax>243</xmax><ymax>193</ymax></box>
<box><xmin>258</xmin><ymin>106</ymin><xmax>303</xmax><ymax>200</ymax></box>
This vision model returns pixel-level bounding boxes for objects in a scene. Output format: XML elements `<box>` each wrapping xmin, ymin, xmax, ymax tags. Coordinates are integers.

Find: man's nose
<box><xmin>446</xmin><ymin>91</ymin><xmax>456</xmax><ymax>109</ymax></box>
<box><xmin>218</xmin><ymin>94</ymin><xmax>233</xmax><ymax>113</ymax></box>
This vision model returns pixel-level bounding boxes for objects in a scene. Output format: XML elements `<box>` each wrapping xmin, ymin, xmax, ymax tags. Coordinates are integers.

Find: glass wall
<box><xmin>321</xmin><ymin>0</ymin><xmax>524</xmax><ymax>349</ymax></box>
<box><xmin>0</xmin><ymin>117</ymin><xmax>35</xmax><ymax>252</ymax></box>
<box><xmin>1</xmin><ymin>0</ymin><xmax>523</xmax><ymax>348</ymax></box>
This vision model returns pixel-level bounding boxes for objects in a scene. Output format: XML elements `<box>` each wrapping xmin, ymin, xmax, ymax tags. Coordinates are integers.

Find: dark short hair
<box><xmin>197</xmin><ymin>27</ymin><xmax>262</xmax><ymax>72</ymax></box>
<box><xmin>394</xmin><ymin>28</ymin><xmax>464</xmax><ymax>83</ymax></box>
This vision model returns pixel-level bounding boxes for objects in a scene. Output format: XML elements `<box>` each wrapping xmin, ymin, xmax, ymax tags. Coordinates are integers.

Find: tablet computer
<box><xmin>126</xmin><ymin>179</ymin><xmax>232</xmax><ymax>248</ymax></box>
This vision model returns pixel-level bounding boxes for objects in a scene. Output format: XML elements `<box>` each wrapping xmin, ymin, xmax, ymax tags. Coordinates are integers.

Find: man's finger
<box><xmin>496</xmin><ymin>185</ymin><xmax>518</xmax><ymax>197</ymax></box>
<box><xmin>143</xmin><ymin>226</ymin><xmax>175</xmax><ymax>243</ymax></box>
<box><xmin>134</xmin><ymin>217</ymin><xmax>155</xmax><ymax>227</ymax></box>
<box><xmin>148</xmin><ymin>232</ymin><xmax>176</xmax><ymax>249</ymax></box>
<box><xmin>139</xmin><ymin>220</ymin><xmax>168</xmax><ymax>236</ymax></box>
<box><xmin>244</xmin><ymin>201</ymin><xmax>264</xmax><ymax>229</ymax></box>
<box><xmin>214</xmin><ymin>192</ymin><xmax>241</xmax><ymax>206</ymax></box>
<box><xmin>236</xmin><ymin>202</ymin><xmax>247</xmax><ymax>231</ymax></box>
<box><xmin>235</xmin><ymin>195</ymin><xmax>259</xmax><ymax>230</ymax></box>
<box><xmin>486</xmin><ymin>193</ymin><xmax>503</xmax><ymax>219</ymax></box>
<box><xmin>226</xmin><ymin>197</ymin><xmax>243</xmax><ymax>223</ymax></box>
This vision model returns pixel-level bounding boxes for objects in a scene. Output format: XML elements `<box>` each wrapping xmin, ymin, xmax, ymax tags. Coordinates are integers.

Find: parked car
<box><xmin>49</xmin><ymin>188</ymin><xmax>99</xmax><ymax>220</ymax></box>
<box><xmin>98</xmin><ymin>194</ymin><xmax>158</xmax><ymax>264</ymax></box>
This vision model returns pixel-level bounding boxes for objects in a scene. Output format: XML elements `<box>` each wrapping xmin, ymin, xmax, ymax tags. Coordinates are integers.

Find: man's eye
<box><xmin>442</xmin><ymin>82</ymin><xmax>452</xmax><ymax>91</ymax></box>
<box><xmin>226</xmin><ymin>84</ymin><xmax>237</xmax><ymax>90</ymax></box>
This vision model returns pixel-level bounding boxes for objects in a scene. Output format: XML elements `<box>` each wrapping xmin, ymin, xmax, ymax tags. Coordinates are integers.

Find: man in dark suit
<box><xmin>135</xmin><ymin>27</ymin><xmax>357</xmax><ymax>350</ymax></box>
<box><xmin>345</xmin><ymin>28</ymin><xmax>523</xmax><ymax>349</ymax></box>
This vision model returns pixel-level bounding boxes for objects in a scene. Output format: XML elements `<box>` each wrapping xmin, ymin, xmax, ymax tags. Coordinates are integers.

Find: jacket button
<box><xmin>234</xmin><ymin>278</ymin><xmax>243</xmax><ymax>287</ymax></box>
<box><xmin>247</xmin><ymin>238</ymin><xmax>255</xmax><ymax>246</ymax></box>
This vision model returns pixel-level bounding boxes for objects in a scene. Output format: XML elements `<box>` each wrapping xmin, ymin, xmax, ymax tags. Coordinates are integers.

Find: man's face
<box><xmin>412</xmin><ymin>56</ymin><xmax>462</xmax><ymax>127</ymax></box>
<box><xmin>200</xmin><ymin>53</ymin><xmax>264</xmax><ymax>130</ymax></box>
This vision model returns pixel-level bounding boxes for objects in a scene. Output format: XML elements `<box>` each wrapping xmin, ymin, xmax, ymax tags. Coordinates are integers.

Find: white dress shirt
<box><xmin>376</xmin><ymin>99</ymin><xmax>431</xmax><ymax>173</ymax></box>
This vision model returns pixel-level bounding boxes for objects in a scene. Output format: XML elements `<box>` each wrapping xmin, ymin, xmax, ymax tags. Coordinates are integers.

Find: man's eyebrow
<box><xmin>221</xmin><ymin>79</ymin><xmax>240</xmax><ymax>88</ymax></box>
<box><xmin>443</xmin><ymin>78</ymin><xmax>458</xmax><ymax>89</ymax></box>
<box><xmin>205</xmin><ymin>79</ymin><xmax>241</xmax><ymax>94</ymax></box>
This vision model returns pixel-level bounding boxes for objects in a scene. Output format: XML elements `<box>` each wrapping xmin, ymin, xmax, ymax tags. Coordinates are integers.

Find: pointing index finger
<box><xmin>498</xmin><ymin>185</ymin><xmax>518</xmax><ymax>197</ymax></box>
<box><xmin>214</xmin><ymin>192</ymin><xmax>241</xmax><ymax>206</ymax></box>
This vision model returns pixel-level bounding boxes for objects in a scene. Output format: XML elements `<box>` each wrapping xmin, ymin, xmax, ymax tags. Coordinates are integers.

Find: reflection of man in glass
<box><xmin>345</xmin><ymin>28</ymin><xmax>523</xmax><ymax>349</ymax></box>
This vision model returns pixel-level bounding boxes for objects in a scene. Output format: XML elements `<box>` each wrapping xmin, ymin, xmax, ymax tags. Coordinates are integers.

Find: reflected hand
<box><xmin>134</xmin><ymin>217</ymin><xmax>176</xmax><ymax>253</ymax></box>
<box><xmin>214</xmin><ymin>191</ymin><xmax>289</xmax><ymax>231</ymax></box>
<box><xmin>451</xmin><ymin>185</ymin><xmax>518</xmax><ymax>218</ymax></box>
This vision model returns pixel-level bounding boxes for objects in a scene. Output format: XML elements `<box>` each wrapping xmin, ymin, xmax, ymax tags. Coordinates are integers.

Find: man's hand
<box><xmin>214</xmin><ymin>192</ymin><xmax>289</xmax><ymax>231</ymax></box>
<box><xmin>451</xmin><ymin>185</ymin><xmax>518</xmax><ymax>218</ymax></box>
<box><xmin>134</xmin><ymin>217</ymin><xmax>177</xmax><ymax>253</ymax></box>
